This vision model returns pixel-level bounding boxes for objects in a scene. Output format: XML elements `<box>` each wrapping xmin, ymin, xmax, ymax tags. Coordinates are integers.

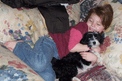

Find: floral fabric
<box><xmin>0</xmin><ymin>1</ymin><xmax>49</xmax><ymax>47</ymax></box>
<box><xmin>0</xmin><ymin>45</ymin><xmax>44</xmax><ymax>81</ymax></box>
<box><xmin>67</xmin><ymin>0</ymin><xmax>103</xmax><ymax>26</ymax></box>
<box><xmin>99</xmin><ymin>0</ymin><xmax>122</xmax><ymax>78</ymax></box>
<box><xmin>0</xmin><ymin>1</ymin><xmax>49</xmax><ymax>80</ymax></box>
<box><xmin>80</xmin><ymin>0</ymin><xmax>103</xmax><ymax>21</ymax></box>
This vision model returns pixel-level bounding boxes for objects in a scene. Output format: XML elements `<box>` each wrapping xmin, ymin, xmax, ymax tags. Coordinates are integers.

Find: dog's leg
<box><xmin>59</xmin><ymin>77</ymin><xmax>72</xmax><ymax>81</ymax></box>
<box><xmin>51</xmin><ymin>57</ymin><xmax>58</xmax><ymax>64</ymax></box>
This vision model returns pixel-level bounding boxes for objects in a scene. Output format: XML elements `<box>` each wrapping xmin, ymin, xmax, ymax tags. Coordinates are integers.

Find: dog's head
<box><xmin>80</xmin><ymin>31</ymin><xmax>104</xmax><ymax>49</ymax></box>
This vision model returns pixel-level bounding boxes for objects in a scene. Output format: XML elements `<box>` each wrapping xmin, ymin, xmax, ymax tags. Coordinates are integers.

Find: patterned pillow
<box><xmin>0</xmin><ymin>1</ymin><xmax>49</xmax><ymax>47</ymax></box>
<box><xmin>66</xmin><ymin>0</ymin><xmax>84</xmax><ymax>26</ymax></box>
<box><xmin>0</xmin><ymin>45</ymin><xmax>44</xmax><ymax>81</ymax></box>
<box><xmin>66</xmin><ymin>0</ymin><xmax>103</xmax><ymax>26</ymax></box>
<box><xmin>80</xmin><ymin>0</ymin><xmax>103</xmax><ymax>21</ymax></box>
<box><xmin>99</xmin><ymin>0</ymin><xmax>122</xmax><ymax>78</ymax></box>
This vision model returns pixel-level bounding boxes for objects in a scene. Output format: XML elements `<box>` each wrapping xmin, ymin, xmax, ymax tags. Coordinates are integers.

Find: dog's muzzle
<box><xmin>89</xmin><ymin>39</ymin><xmax>100</xmax><ymax>48</ymax></box>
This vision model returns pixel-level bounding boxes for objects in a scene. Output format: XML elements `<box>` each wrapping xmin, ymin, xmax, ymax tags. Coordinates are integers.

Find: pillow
<box><xmin>80</xmin><ymin>0</ymin><xmax>103</xmax><ymax>21</ymax></box>
<box><xmin>99</xmin><ymin>0</ymin><xmax>122</xmax><ymax>78</ymax></box>
<box><xmin>67</xmin><ymin>0</ymin><xmax>103</xmax><ymax>26</ymax></box>
<box><xmin>0</xmin><ymin>45</ymin><xmax>44</xmax><ymax>81</ymax></box>
<box><xmin>0</xmin><ymin>1</ymin><xmax>49</xmax><ymax>47</ymax></box>
<box><xmin>66</xmin><ymin>0</ymin><xmax>84</xmax><ymax>26</ymax></box>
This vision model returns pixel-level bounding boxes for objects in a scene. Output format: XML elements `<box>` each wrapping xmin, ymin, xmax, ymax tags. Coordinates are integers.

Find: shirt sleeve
<box><xmin>68</xmin><ymin>28</ymin><xmax>83</xmax><ymax>51</ymax></box>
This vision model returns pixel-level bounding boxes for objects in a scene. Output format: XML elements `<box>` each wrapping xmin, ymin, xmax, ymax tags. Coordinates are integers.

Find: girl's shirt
<box><xmin>49</xmin><ymin>22</ymin><xmax>88</xmax><ymax>58</ymax></box>
<box><xmin>68</xmin><ymin>28</ymin><xmax>83</xmax><ymax>51</ymax></box>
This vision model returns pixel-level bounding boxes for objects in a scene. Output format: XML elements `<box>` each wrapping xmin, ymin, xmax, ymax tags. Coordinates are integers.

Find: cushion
<box><xmin>0</xmin><ymin>1</ymin><xmax>49</xmax><ymax>47</ymax></box>
<box><xmin>99</xmin><ymin>0</ymin><xmax>122</xmax><ymax>78</ymax></box>
<box><xmin>80</xmin><ymin>0</ymin><xmax>103</xmax><ymax>21</ymax></box>
<box><xmin>0</xmin><ymin>45</ymin><xmax>44</xmax><ymax>81</ymax></box>
<box><xmin>67</xmin><ymin>0</ymin><xmax>103</xmax><ymax>26</ymax></box>
<box><xmin>66</xmin><ymin>0</ymin><xmax>83</xmax><ymax>26</ymax></box>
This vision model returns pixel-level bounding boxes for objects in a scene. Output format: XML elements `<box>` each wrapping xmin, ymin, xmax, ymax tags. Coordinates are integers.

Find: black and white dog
<box><xmin>51</xmin><ymin>31</ymin><xmax>104</xmax><ymax>81</ymax></box>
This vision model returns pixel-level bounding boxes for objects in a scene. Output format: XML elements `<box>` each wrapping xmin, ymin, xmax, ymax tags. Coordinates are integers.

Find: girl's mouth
<box><xmin>89</xmin><ymin>27</ymin><xmax>95</xmax><ymax>31</ymax></box>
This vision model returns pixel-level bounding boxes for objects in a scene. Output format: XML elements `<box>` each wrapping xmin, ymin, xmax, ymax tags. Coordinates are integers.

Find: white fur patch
<box><xmin>72</xmin><ymin>77</ymin><xmax>80</xmax><ymax>81</ymax></box>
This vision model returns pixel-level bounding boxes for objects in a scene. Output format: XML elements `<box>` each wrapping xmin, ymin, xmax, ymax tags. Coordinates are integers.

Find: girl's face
<box><xmin>86</xmin><ymin>13</ymin><xmax>105</xmax><ymax>33</ymax></box>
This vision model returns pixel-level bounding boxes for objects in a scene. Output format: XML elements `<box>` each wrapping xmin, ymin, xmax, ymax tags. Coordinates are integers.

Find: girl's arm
<box><xmin>70</xmin><ymin>43</ymin><xmax>89</xmax><ymax>52</ymax></box>
<box><xmin>69</xmin><ymin>28</ymin><xmax>89</xmax><ymax>53</ymax></box>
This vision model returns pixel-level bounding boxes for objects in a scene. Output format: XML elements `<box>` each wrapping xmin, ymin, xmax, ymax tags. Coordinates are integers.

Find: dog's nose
<box><xmin>93</xmin><ymin>41</ymin><xmax>96</xmax><ymax>45</ymax></box>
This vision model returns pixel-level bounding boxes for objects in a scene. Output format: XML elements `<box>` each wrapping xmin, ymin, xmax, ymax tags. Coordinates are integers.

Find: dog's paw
<box><xmin>72</xmin><ymin>77</ymin><xmax>80</xmax><ymax>81</ymax></box>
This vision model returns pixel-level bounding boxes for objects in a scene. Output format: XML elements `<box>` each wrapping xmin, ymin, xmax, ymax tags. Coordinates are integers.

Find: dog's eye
<box><xmin>89</xmin><ymin>38</ymin><xmax>91</xmax><ymax>40</ymax></box>
<box><xmin>95</xmin><ymin>37</ymin><xmax>97</xmax><ymax>39</ymax></box>
<box><xmin>94</xmin><ymin>34</ymin><xmax>98</xmax><ymax>39</ymax></box>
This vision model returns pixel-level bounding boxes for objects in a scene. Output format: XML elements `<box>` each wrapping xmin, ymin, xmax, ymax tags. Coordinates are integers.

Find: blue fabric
<box><xmin>13</xmin><ymin>36</ymin><xmax>60</xmax><ymax>81</ymax></box>
<box><xmin>118</xmin><ymin>0</ymin><xmax>122</xmax><ymax>4</ymax></box>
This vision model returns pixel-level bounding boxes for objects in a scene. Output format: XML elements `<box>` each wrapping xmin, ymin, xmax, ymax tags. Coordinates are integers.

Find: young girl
<box><xmin>3</xmin><ymin>4</ymin><xmax>113</xmax><ymax>81</ymax></box>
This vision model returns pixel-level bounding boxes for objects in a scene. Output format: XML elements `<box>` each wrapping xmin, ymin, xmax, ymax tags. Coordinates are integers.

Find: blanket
<box><xmin>75</xmin><ymin>65</ymin><xmax>122</xmax><ymax>81</ymax></box>
<box><xmin>76</xmin><ymin>65</ymin><xmax>106</xmax><ymax>81</ymax></box>
<box><xmin>55</xmin><ymin>64</ymin><xmax>122</xmax><ymax>81</ymax></box>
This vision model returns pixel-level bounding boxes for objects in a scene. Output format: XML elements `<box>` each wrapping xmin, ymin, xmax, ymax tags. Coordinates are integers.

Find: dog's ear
<box><xmin>51</xmin><ymin>57</ymin><xmax>58</xmax><ymax>64</ymax></box>
<box><xmin>100</xmin><ymin>37</ymin><xmax>105</xmax><ymax>44</ymax></box>
<box><xmin>80</xmin><ymin>32</ymin><xmax>89</xmax><ymax>44</ymax></box>
<box><xmin>98</xmin><ymin>33</ymin><xmax>105</xmax><ymax>45</ymax></box>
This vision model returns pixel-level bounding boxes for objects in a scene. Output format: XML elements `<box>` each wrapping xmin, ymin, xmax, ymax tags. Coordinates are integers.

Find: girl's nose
<box><xmin>91</xmin><ymin>22</ymin><xmax>95</xmax><ymax>27</ymax></box>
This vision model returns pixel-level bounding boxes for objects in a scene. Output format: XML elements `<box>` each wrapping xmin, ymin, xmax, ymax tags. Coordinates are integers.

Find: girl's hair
<box><xmin>84</xmin><ymin>4</ymin><xmax>113</xmax><ymax>30</ymax></box>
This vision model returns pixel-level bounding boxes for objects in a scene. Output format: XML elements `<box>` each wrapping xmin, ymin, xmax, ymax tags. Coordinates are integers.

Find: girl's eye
<box><xmin>90</xmin><ymin>20</ymin><xmax>93</xmax><ymax>22</ymax></box>
<box><xmin>97</xmin><ymin>23</ymin><xmax>101</xmax><ymax>26</ymax></box>
<box><xmin>88</xmin><ymin>19</ymin><xmax>93</xmax><ymax>22</ymax></box>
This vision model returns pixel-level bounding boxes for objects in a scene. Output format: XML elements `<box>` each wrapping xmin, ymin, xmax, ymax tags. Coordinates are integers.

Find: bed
<box><xmin>0</xmin><ymin>0</ymin><xmax>122</xmax><ymax>81</ymax></box>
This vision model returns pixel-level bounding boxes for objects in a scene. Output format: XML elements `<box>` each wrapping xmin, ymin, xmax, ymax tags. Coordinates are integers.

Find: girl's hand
<box><xmin>82</xmin><ymin>44</ymin><xmax>90</xmax><ymax>52</ymax></box>
<box><xmin>80</xmin><ymin>52</ymin><xmax>98</xmax><ymax>65</ymax></box>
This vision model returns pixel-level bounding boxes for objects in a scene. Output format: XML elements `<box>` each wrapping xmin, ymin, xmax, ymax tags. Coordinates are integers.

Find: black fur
<box><xmin>51</xmin><ymin>31</ymin><xmax>104</xmax><ymax>81</ymax></box>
